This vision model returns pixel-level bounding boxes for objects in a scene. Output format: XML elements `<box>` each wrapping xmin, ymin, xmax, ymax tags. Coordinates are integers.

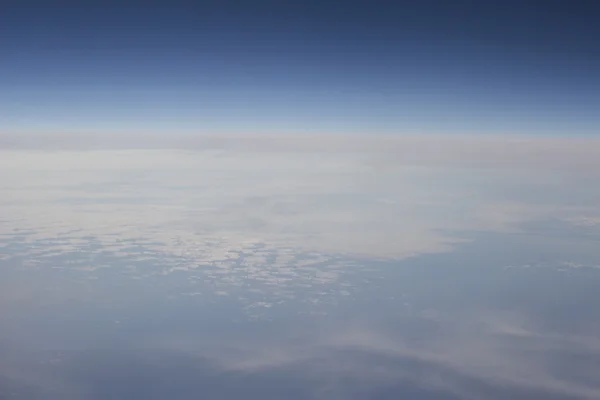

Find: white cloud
<box><xmin>1</xmin><ymin>134</ymin><xmax>600</xmax><ymax>272</ymax></box>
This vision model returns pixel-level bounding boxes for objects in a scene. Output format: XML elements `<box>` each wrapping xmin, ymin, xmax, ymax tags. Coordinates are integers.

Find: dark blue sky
<box><xmin>2</xmin><ymin>0</ymin><xmax>599</xmax><ymax>135</ymax></box>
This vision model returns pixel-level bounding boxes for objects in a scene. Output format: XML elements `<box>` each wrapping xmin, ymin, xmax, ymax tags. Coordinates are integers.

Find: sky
<box><xmin>1</xmin><ymin>0</ymin><xmax>599</xmax><ymax>135</ymax></box>
<box><xmin>3</xmin><ymin>3</ymin><xmax>600</xmax><ymax>398</ymax></box>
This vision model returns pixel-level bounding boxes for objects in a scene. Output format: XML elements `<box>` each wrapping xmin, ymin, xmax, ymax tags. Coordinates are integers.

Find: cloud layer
<box><xmin>2</xmin><ymin>134</ymin><xmax>600</xmax><ymax>260</ymax></box>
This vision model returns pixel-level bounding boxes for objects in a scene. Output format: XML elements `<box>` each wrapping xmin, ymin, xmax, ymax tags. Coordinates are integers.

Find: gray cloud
<box><xmin>3</xmin><ymin>312</ymin><xmax>599</xmax><ymax>400</ymax></box>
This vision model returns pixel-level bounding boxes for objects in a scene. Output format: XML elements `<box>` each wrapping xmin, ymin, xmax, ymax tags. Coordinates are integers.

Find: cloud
<box><xmin>4</xmin><ymin>135</ymin><xmax>600</xmax><ymax>261</ymax></box>
<box><xmin>2</xmin><ymin>133</ymin><xmax>600</xmax><ymax>399</ymax></box>
<box><xmin>1</xmin><ymin>135</ymin><xmax>600</xmax><ymax>303</ymax></box>
<box><xmin>564</xmin><ymin>216</ymin><xmax>600</xmax><ymax>227</ymax></box>
<box><xmin>195</xmin><ymin>314</ymin><xmax>600</xmax><ymax>400</ymax></box>
<box><xmin>4</xmin><ymin>312</ymin><xmax>598</xmax><ymax>400</ymax></box>
<box><xmin>1</xmin><ymin>134</ymin><xmax>599</xmax><ymax>320</ymax></box>
<box><xmin>0</xmin><ymin>146</ymin><xmax>464</xmax><ymax>261</ymax></box>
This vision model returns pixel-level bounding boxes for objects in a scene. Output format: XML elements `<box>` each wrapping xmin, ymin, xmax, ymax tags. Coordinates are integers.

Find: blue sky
<box><xmin>1</xmin><ymin>0</ymin><xmax>599</xmax><ymax>135</ymax></box>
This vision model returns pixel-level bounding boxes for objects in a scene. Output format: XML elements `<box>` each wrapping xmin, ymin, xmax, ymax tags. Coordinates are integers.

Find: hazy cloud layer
<box><xmin>2</xmin><ymin>134</ymin><xmax>600</xmax><ymax>262</ymax></box>
<box><xmin>1</xmin><ymin>134</ymin><xmax>600</xmax><ymax>399</ymax></box>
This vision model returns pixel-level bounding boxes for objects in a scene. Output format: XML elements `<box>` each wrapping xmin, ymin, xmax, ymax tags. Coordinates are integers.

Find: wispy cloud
<box><xmin>15</xmin><ymin>311</ymin><xmax>593</xmax><ymax>400</ymax></box>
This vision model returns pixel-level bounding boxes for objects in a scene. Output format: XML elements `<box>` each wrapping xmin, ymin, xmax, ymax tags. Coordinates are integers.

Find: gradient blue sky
<box><xmin>2</xmin><ymin>0</ymin><xmax>599</xmax><ymax>135</ymax></box>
